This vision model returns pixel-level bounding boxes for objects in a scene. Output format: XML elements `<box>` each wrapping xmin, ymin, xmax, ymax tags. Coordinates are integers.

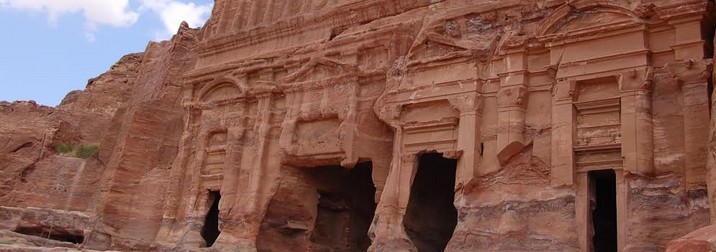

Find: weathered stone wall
<box><xmin>0</xmin><ymin>0</ymin><xmax>715</xmax><ymax>251</ymax></box>
<box><xmin>0</xmin><ymin>52</ymin><xmax>143</xmax><ymax>249</ymax></box>
<box><xmin>84</xmin><ymin>24</ymin><xmax>201</xmax><ymax>250</ymax></box>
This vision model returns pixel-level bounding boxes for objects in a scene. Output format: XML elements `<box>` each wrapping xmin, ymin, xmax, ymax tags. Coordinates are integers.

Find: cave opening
<box><xmin>201</xmin><ymin>190</ymin><xmax>221</xmax><ymax>247</ymax></box>
<box><xmin>589</xmin><ymin>169</ymin><xmax>617</xmax><ymax>252</ymax></box>
<box><xmin>14</xmin><ymin>226</ymin><xmax>84</xmax><ymax>244</ymax></box>
<box><xmin>404</xmin><ymin>152</ymin><xmax>458</xmax><ymax>252</ymax></box>
<box><xmin>309</xmin><ymin>162</ymin><xmax>376</xmax><ymax>251</ymax></box>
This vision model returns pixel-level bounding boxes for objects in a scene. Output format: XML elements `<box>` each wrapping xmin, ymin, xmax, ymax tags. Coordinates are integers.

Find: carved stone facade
<box><xmin>1</xmin><ymin>0</ymin><xmax>716</xmax><ymax>251</ymax></box>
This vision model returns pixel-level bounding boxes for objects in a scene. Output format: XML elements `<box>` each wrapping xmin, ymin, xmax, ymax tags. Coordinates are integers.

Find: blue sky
<box><xmin>0</xmin><ymin>0</ymin><xmax>214</xmax><ymax>106</ymax></box>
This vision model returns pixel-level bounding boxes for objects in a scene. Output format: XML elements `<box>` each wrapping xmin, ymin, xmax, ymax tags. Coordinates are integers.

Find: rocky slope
<box><xmin>0</xmin><ymin>23</ymin><xmax>199</xmax><ymax>250</ymax></box>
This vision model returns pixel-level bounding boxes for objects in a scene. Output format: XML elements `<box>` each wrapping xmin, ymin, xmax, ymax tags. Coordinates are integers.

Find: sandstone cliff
<box><xmin>1</xmin><ymin>1</ymin><xmax>715</xmax><ymax>252</ymax></box>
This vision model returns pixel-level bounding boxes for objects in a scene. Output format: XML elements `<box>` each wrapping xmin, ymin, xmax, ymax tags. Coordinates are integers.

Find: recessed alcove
<box><xmin>308</xmin><ymin>162</ymin><xmax>377</xmax><ymax>251</ymax></box>
<box><xmin>404</xmin><ymin>153</ymin><xmax>458</xmax><ymax>252</ymax></box>
<box><xmin>201</xmin><ymin>191</ymin><xmax>221</xmax><ymax>247</ymax></box>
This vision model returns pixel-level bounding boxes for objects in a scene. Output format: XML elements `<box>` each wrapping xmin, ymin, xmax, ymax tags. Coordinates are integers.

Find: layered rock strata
<box><xmin>1</xmin><ymin>1</ymin><xmax>716</xmax><ymax>252</ymax></box>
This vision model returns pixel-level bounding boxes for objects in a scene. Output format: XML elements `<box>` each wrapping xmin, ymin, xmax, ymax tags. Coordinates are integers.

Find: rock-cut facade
<box><xmin>1</xmin><ymin>0</ymin><xmax>716</xmax><ymax>251</ymax></box>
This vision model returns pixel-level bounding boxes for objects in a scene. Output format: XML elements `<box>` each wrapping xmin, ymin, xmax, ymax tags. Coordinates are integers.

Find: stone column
<box><xmin>551</xmin><ymin>80</ymin><xmax>576</xmax><ymax>186</ymax></box>
<box><xmin>166</xmin><ymin>127</ymin><xmax>212</xmax><ymax>248</ymax></box>
<box><xmin>496</xmin><ymin>85</ymin><xmax>527</xmax><ymax>153</ymax></box>
<box><xmin>369</xmin><ymin>142</ymin><xmax>418</xmax><ymax>251</ymax></box>
<box><xmin>575</xmin><ymin>173</ymin><xmax>590</xmax><ymax>252</ymax></box>
<box><xmin>619</xmin><ymin>68</ymin><xmax>654</xmax><ymax>175</ymax></box>
<box><xmin>683</xmin><ymin>75</ymin><xmax>711</xmax><ymax>187</ymax></box>
<box><xmin>496</xmin><ymin>51</ymin><xmax>528</xmax><ymax>154</ymax></box>
<box><xmin>448</xmin><ymin>94</ymin><xmax>483</xmax><ymax>191</ymax></box>
<box><xmin>216</xmin><ymin>94</ymin><xmax>280</xmax><ymax>251</ymax></box>
<box><xmin>218</xmin><ymin>123</ymin><xmax>245</xmax><ymax>224</ymax></box>
<box><xmin>278</xmin><ymin>91</ymin><xmax>299</xmax><ymax>159</ymax></box>
<box><xmin>615</xmin><ymin>170</ymin><xmax>629</xmax><ymax>251</ymax></box>
<box><xmin>669</xmin><ymin>14</ymin><xmax>711</xmax><ymax>189</ymax></box>
<box><xmin>668</xmin><ymin>61</ymin><xmax>711</xmax><ymax>187</ymax></box>
<box><xmin>339</xmin><ymin>82</ymin><xmax>360</xmax><ymax>167</ymax></box>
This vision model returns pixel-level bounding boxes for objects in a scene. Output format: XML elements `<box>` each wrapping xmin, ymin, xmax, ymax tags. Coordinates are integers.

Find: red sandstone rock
<box><xmin>0</xmin><ymin>0</ymin><xmax>715</xmax><ymax>251</ymax></box>
<box><xmin>666</xmin><ymin>225</ymin><xmax>716</xmax><ymax>252</ymax></box>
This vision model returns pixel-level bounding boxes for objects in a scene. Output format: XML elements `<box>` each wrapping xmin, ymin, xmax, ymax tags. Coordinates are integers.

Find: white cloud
<box><xmin>0</xmin><ymin>0</ymin><xmax>139</xmax><ymax>27</ymax></box>
<box><xmin>0</xmin><ymin>0</ymin><xmax>212</xmax><ymax>41</ymax></box>
<box><xmin>141</xmin><ymin>0</ymin><xmax>212</xmax><ymax>39</ymax></box>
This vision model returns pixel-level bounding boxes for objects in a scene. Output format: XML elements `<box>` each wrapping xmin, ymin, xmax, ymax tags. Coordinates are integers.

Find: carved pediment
<box><xmin>537</xmin><ymin>2</ymin><xmax>642</xmax><ymax>39</ymax></box>
<box><xmin>281</xmin><ymin>57</ymin><xmax>358</xmax><ymax>84</ymax></box>
<box><xmin>409</xmin><ymin>37</ymin><xmax>469</xmax><ymax>62</ymax></box>
<box><xmin>407</xmin><ymin>33</ymin><xmax>495</xmax><ymax>64</ymax></box>
<box><xmin>549</xmin><ymin>10</ymin><xmax>632</xmax><ymax>35</ymax></box>
<box><xmin>199</xmin><ymin>82</ymin><xmax>245</xmax><ymax>103</ymax></box>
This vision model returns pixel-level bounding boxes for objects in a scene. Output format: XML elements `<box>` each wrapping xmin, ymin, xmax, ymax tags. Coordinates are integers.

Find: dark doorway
<box><xmin>404</xmin><ymin>153</ymin><xmax>458</xmax><ymax>251</ymax></box>
<box><xmin>310</xmin><ymin>162</ymin><xmax>377</xmax><ymax>251</ymax></box>
<box><xmin>201</xmin><ymin>191</ymin><xmax>221</xmax><ymax>247</ymax></box>
<box><xmin>589</xmin><ymin>170</ymin><xmax>617</xmax><ymax>252</ymax></box>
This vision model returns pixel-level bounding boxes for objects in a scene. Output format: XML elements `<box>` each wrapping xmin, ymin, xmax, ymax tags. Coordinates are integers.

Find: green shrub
<box><xmin>53</xmin><ymin>143</ymin><xmax>73</xmax><ymax>154</ymax></box>
<box><xmin>75</xmin><ymin>145</ymin><xmax>99</xmax><ymax>159</ymax></box>
<box><xmin>52</xmin><ymin>143</ymin><xmax>99</xmax><ymax>159</ymax></box>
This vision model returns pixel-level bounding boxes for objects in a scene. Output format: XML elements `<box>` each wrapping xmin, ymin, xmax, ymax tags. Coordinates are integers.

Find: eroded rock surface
<box><xmin>1</xmin><ymin>1</ymin><xmax>716</xmax><ymax>251</ymax></box>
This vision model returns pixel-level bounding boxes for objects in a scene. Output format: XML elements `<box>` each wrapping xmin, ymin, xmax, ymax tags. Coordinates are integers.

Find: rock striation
<box><xmin>1</xmin><ymin>1</ymin><xmax>716</xmax><ymax>251</ymax></box>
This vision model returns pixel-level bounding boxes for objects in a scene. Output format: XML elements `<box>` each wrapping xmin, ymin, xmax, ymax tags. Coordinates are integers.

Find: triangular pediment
<box><xmin>537</xmin><ymin>2</ymin><xmax>641</xmax><ymax>38</ymax></box>
<box><xmin>282</xmin><ymin>57</ymin><xmax>357</xmax><ymax>83</ymax></box>
<box><xmin>408</xmin><ymin>33</ymin><xmax>475</xmax><ymax>62</ymax></box>
<box><xmin>548</xmin><ymin>11</ymin><xmax>632</xmax><ymax>35</ymax></box>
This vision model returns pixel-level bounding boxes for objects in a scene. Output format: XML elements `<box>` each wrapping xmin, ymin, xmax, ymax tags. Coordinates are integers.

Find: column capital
<box><xmin>376</xmin><ymin>103</ymin><xmax>403</xmax><ymax>127</ymax></box>
<box><xmin>448</xmin><ymin>93</ymin><xmax>483</xmax><ymax>116</ymax></box>
<box><xmin>552</xmin><ymin>80</ymin><xmax>576</xmax><ymax>102</ymax></box>
<box><xmin>666</xmin><ymin>59</ymin><xmax>713</xmax><ymax>86</ymax></box>
<box><xmin>618</xmin><ymin>66</ymin><xmax>655</xmax><ymax>92</ymax></box>
<box><xmin>497</xmin><ymin>85</ymin><xmax>527</xmax><ymax>108</ymax></box>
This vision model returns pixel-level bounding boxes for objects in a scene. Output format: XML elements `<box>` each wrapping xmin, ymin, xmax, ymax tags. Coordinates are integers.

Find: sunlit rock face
<box><xmin>1</xmin><ymin>1</ymin><xmax>716</xmax><ymax>251</ymax></box>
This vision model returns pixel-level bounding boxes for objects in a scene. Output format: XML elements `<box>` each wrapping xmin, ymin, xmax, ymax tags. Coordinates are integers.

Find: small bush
<box><xmin>52</xmin><ymin>143</ymin><xmax>99</xmax><ymax>159</ymax></box>
<box><xmin>53</xmin><ymin>143</ymin><xmax>73</xmax><ymax>154</ymax></box>
<box><xmin>75</xmin><ymin>145</ymin><xmax>99</xmax><ymax>159</ymax></box>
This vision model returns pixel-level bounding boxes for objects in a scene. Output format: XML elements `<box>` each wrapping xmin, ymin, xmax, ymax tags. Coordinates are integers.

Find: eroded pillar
<box><xmin>448</xmin><ymin>94</ymin><xmax>483</xmax><ymax>191</ymax></box>
<box><xmin>215</xmin><ymin>94</ymin><xmax>281</xmax><ymax>251</ymax></box>
<box><xmin>369</xmin><ymin>148</ymin><xmax>418</xmax><ymax>251</ymax></box>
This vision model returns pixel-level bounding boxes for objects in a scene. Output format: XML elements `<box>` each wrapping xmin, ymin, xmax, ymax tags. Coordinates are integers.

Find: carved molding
<box><xmin>536</xmin><ymin>1</ymin><xmax>641</xmax><ymax>37</ymax></box>
<box><xmin>196</xmin><ymin>76</ymin><xmax>247</xmax><ymax>102</ymax></box>
<box><xmin>666</xmin><ymin>59</ymin><xmax>713</xmax><ymax>86</ymax></box>
<box><xmin>448</xmin><ymin>94</ymin><xmax>483</xmax><ymax>115</ymax></box>
<box><xmin>619</xmin><ymin>67</ymin><xmax>655</xmax><ymax>92</ymax></box>
<box><xmin>553</xmin><ymin>80</ymin><xmax>577</xmax><ymax>101</ymax></box>
<box><xmin>497</xmin><ymin>85</ymin><xmax>527</xmax><ymax>108</ymax></box>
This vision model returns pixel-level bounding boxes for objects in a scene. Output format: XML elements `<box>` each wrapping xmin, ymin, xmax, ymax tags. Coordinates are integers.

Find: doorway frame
<box><xmin>402</xmin><ymin>152</ymin><xmax>459</xmax><ymax>251</ymax></box>
<box><xmin>576</xmin><ymin>168</ymin><xmax>628</xmax><ymax>252</ymax></box>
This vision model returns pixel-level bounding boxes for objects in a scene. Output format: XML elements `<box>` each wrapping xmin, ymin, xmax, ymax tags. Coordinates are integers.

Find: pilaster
<box><xmin>551</xmin><ymin>80</ymin><xmax>576</xmax><ymax>186</ymax></box>
<box><xmin>668</xmin><ymin>60</ymin><xmax>713</xmax><ymax>186</ymax></box>
<box><xmin>618</xmin><ymin>68</ymin><xmax>654</xmax><ymax>175</ymax></box>
<box><xmin>448</xmin><ymin>94</ymin><xmax>483</xmax><ymax>189</ymax></box>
